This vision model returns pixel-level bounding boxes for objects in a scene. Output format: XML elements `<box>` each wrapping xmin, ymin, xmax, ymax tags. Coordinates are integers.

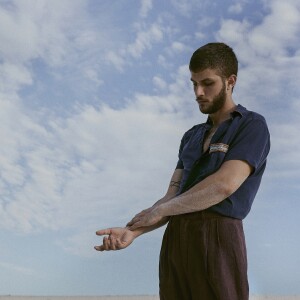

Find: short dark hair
<box><xmin>189</xmin><ymin>42</ymin><xmax>238</xmax><ymax>78</ymax></box>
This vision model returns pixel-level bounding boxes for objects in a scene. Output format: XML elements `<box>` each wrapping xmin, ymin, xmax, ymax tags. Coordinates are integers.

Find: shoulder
<box><xmin>182</xmin><ymin>123</ymin><xmax>205</xmax><ymax>139</ymax></box>
<box><xmin>237</xmin><ymin>105</ymin><xmax>269</xmax><ymax>129</ymax></box>
<box><xmin>178</xmin><ymin>123</ymin><xmax>206</xmax><ymax>149</ymax></box>
<box><xmin>246</xmin><ymin>110</ymin><xmax>267</xmax><ymax>123</ymax></box>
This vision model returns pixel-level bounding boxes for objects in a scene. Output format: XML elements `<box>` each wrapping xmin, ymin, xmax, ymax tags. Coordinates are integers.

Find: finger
<box><xmin>126</xmin><ymin>217</ymin><xmax>139</xmax><ymax>227</ymax></box>
<box><xmin>109</xmin><ymin>235</ymin><xmax>117</xmax><ymax>251</ymax></box>
<box><xmin>133</xmin><ymin>210</ymin><xmax>148</xmax><ymax>219</ymax></box>
<box><xmin>129</xmin><ymin>221</ymin><xmax>142</xmax><ymax>231</ymax></box>
<box><xmin>126</xmin><ymin>219</ymin><xmax>134</xmax><ymax>226</ymax></box>
<box><xmin>126</xmin><ymin>209</ymin><xmax>150</xmax><ymax>226</ymax></box>
<box><xmin>135</xmin><ymin>212</ymin><xmax>144</xmax><ymax>217</ymax></box>
<box><xmin>137</xmin><ymin>210</ymin><xmax>149</xmax><ymax>217</ymax></box>
<box><xmin>94</xmin><ymin>245</ymin><xmax>104</xmax><ymax>251</ymax></box>
<box><xmin>96</xmin><ymin>228</ymin><xmax>112</xmax><ymax>236</ymax></box>
<box><xmin>115</xmin><ymin>238</ymin><xmax>122</xmax><ymax>250</ymax></box>
<box><xmin>103</xmin><ymin>236</ymin><xmax>111</xmax><ymax>251</ymax></box>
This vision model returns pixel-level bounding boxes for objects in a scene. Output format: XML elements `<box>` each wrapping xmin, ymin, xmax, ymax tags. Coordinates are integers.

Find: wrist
<box><xmin>156</xmin><ymin>203</ymin><xmax>168</xmax><ymax>218</ymax></box>
<box><xmin>126</xmin><ymin>226</ymin><xmax>145</xmax><ymax>238</ymax></box>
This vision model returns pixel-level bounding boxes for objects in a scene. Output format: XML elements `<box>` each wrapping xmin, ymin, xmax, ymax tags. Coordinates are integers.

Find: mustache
<box><xmin>196</xmin><ymin>97</ymin><xmax>207</xmax><ymax>101</ymax></box>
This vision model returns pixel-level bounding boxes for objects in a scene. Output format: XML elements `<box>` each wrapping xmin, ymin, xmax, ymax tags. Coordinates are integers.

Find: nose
<box><xmin>194</xmin><ymin>85</ymin><xmax>205</xmax><ymax>98</ymax></box>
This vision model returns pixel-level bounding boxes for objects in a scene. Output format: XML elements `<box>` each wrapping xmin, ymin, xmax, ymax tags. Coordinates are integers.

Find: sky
<box><xmin>0</xmin><ymin>0</ymin><xmax>299</xmax><ymax>296</ymax></box>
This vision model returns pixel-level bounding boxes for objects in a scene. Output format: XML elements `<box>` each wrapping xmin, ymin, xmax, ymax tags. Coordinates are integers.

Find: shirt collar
<box><xmin>231</xmin><ymin>104</ymin><xmax>246</xmax><ymax>117</ymax></box>
<box><xmin>206</xmin><ymin>104</ymin><xmax>247</xmax><ymax>125</ymax></box>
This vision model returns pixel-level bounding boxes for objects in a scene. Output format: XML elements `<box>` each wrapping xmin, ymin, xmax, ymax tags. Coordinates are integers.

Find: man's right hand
<box><xmin>94</xmin><ymin>227</ymin><xmax>136</xmax><ymax>251</ymax></box>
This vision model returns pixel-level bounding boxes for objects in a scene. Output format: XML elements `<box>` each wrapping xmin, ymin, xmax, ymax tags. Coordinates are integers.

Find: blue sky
<box><xmin>0</xmin><ymin>0</ymin><xmax>299</xmax><ymax>296</ymax></box>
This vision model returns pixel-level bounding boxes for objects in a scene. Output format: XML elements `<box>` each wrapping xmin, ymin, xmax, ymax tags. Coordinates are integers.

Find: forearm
<box><xmin>127</xmin><ymin>162</ymin><xmax>252</xmax><ymax>232</ymax></box>
<box><xmin>157</xmin><ymin>160</ymin><xmax>251</xmax><ymax>217</ymax></box>
<box><xmin>152</xmin><ymin>194</ymin><xmax>176</xmax><ymax>208</ymax></box>
<box><xmin>127</xmin><ymin>169</ymin><xmax>183</xmax><ymax>233</ymax></box>
<box><xmin>158</xmin><ymin>179</ymin><xmax>229</xmax><ymax>217</ymax></box>
<box><xmin>152</xmin><ymin>168</ymin><xmax>183</xmax><ymax>207</ymax></box>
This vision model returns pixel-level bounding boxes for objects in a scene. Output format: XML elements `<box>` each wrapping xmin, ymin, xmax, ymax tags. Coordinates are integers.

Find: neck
<box><xmin>209</xmin><ymin>100</ymin><xmax>237</xmax><ymax>126</ymax></box>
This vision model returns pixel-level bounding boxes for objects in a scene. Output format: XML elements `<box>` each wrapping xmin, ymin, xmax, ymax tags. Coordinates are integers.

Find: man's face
<box><xmin>190</xmin><ymin>69</ymin><xmax>227</xmax><ymax>115</ymax></box>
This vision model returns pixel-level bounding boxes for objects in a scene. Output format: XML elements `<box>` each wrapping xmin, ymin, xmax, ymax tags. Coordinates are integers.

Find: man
<box><xmin>94</xmin><ymin>42</ymin><xmax>270</xmax><ymax>300</ymax></box>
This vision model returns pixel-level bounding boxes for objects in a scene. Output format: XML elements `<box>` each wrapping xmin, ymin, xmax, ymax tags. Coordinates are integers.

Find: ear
<box><xmin>227</xmin><ymin>74</ymin><xmax>237</xmax><ymax>91</ymax></box>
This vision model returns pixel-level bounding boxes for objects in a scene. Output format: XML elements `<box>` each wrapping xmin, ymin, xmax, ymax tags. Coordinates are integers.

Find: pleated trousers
<box><xmin>159</xmin><ymin>210</ymin><xmax>249</xmax><ymax>300</ymax></box>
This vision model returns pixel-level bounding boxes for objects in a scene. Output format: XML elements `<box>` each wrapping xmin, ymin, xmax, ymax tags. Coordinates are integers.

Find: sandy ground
<box><xmin>1</xmin><ymin>296</ymin><xmax>300</xmax><ymax>300</ymax></box>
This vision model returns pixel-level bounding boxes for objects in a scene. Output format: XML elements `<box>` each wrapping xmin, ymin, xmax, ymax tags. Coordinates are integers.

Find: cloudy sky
<box><xmin>0</xmin><ymin>0</ymin><xmax>299</xmax><ymax>296</ymax></box>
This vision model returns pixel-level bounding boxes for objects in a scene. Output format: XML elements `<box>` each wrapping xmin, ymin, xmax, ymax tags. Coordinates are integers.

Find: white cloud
<box><xmin>163</xmin><ymin>41</ymin><xmax>193</xmax><ymax>63</ymax></box>
<box><xmin>104</xmin><ymin>19</ymin><xmax>166</xmax><ymax>72</ymax></box>
<box><xmin>170</xmin><ymin>0</ymin><xmax>196</xmax><ymax>17</ymax></box>
<box><xmin>104</xmin><ymin>19</ymin><xmax>165</xmax><ymax>71</ymax></box>
<box><xmin>153</xmin><ymin>76</ymin><xmax>167</xmax><ymax>90</ymax></box>
<box><xmin>195</xmin><ymin>17</ymin><xmax>215</xmax><ymax>40</ymax></box>
<box><xmin>127</xmin><ymin>23</ymin><xmax>164</xmax><ymax>58</ymax></box>
<box><xmin>0</xmin><ymin>3</ymin><xmax>39</xmax><ymax>63</ymax></box>
<box><xmin>84</xmin><ymin>69</ymin><xmax>104</xmax><ymax>86</ymax></box>
<box><xmin>217</xmin><ymin>19</ymin><xmax>250</xmax><ymax>48</ymax></box>
<box><xmin>0</xmin><ymin>0</ymin><xmax>86</xmax><ymax>66</ymax></box>
<box><xmin>0</xmin><ymin>97</ymin><xmax>57</xmax><ymax>232</ymax></box>
<box><xmin>194</xmin><ymin>32</ymin><xmax>206</xmax><ymax>40</ymax></box>
<box><xmin>105</xmin><ymin>51</ymin><xmax>126</xmax><ymax>72</ymax></box>
<box><xmin>157</xmin><ymin>54</ymin><xmax>172</xmax><ymax>69</ymax></box>
<box><xmin>170</xmin><ymin>0</ymin><xmax>212</xmax><ymax>17</ymax></box>
<box><xmin>218</xmin><ymin>0</ymin><xmax>300</xmax><ymax>61</ymax></box>
<box><xmin>0</xmin><ymin>62</ymin><xmax>197</xmax><ymax>256</ymax></box>
<box><xmin>0</xmin><ymin>62</ymin><xmax>33</xmax><ymax>93</ymax></box>
<box><xmin>0</xmin><ymin>0</ymin><xmax>126</xmax><ymax>97</ymax></box>
<box><xmin>0</xmin><ymin>1</ymin><xmax>182</xmax><ymax>242</ymax></box>
<box><xmin>228</xmin><ymin>2</ymin><xmax>243</xmax><ymax>14</ymax></box>
<box><xmin>0</xmin><ymin>0</ymin><xmax>298</xmax><ymax>295</ymax></box>
<box><xmin>170</xmin><ymin>41</ymin><xmax>191</xmax><ymax>53</ymax></box>
<box><xmin>197</xmin><ymin>16</ymin><xmax>215</xmax><ymax>28</ymax></box>
<box><xmin>1</xmin><ymin>0</ymin><xmax>299</xmax><ymax>265</ymax></box>
<box><xmin>140</xmin><ymin>0</ymin><xmax>153</xmax><ymax>18</ymax></box>
<box><xmin>217</xmin><ymin>0</ymin><xmax>300</xmax><ymax>96</ymax></box>
<box><xmin>216</xmin><ymin>0</ymin><xmax>300</xmax><ymax>183</ymax></box>
<box><xmin>248</xmin><ymin>0</ymin><xmax>300</xmax><ymax>57</ymax></box>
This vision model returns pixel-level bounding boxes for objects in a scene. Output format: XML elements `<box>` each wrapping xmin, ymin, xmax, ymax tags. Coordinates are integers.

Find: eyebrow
<box><xmin>190</xmin><ymin>77</ymin><xmax>215</xmax><ymax>83</ymax></box>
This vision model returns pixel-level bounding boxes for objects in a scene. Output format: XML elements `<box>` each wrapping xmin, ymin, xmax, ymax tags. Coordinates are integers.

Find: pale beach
<box><xmin>1</xmin><ymin>296</ymin><xmax>300</xmax><ymax>300</ymax></box>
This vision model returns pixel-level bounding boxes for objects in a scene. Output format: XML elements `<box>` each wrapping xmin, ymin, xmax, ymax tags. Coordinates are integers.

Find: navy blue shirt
<box><xmin>176</xmin><ymin>104</ymin><xmax>270</xmax><ymax>219</ymax></box>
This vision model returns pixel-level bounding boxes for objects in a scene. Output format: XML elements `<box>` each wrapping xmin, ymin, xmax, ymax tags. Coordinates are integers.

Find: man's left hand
<box><xmin>128</xmin><ymin>207</ymin><xmax>164</xmax><ymax>230</ymax></box>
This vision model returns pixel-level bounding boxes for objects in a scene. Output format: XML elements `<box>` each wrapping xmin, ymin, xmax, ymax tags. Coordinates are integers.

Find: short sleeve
<box><xmin>224</xmin><ymin>118</ymin><xmax>270</xmax><ymax>172</ymax></box>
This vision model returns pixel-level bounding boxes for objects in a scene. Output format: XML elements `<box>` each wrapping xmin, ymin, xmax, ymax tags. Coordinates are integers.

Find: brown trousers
<box><xmin>159</xmin><ymin>211</ymin><xmax>249</xmax><ymax>300</ymax></box>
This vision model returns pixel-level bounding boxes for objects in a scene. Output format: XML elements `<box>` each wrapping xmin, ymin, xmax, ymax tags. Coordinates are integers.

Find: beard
<box><xmin>199</xmin><ymin>81</ymin><xmax>226</xmax><ymax>114</ymax></box>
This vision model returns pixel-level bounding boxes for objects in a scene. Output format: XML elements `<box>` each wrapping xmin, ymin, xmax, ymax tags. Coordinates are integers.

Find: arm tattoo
<box><xmin>170</xmin><ymin>180</ymin><xmax>181</xmax><ymax>188</ymax></box>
